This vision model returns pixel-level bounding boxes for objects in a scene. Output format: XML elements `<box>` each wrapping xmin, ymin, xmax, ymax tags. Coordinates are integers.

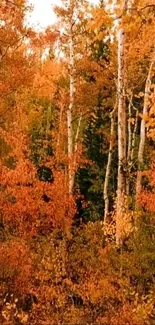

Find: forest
<box><xmin>0</xmin><ymin>0</ymin><xmax>155</xmax><ymax>324</ymax></box>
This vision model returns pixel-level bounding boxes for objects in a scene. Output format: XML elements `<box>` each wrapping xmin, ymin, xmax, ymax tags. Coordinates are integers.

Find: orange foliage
<box><xmin>1</xmin><ymin>126</ymin><xmax>75</xmax><ymax>237</ymax></box>
<box><xmin>139</xmin><ymin>164</ymin><xmax>155</xmax><ymax>214</ymax></box>
<box><xmin>0</xmin><ymin>239</ymin><xmax>31</xmax><ymax>294</ymax></box>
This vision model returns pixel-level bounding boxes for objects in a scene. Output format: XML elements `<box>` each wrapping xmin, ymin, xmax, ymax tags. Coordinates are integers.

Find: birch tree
<box><xmin>103</xmin><ymin>107</ymin><xmax>115</xmax><ymax>223</ymax></box>
<box><xmin>54</xmin><ymin>0</ymin><xmax>87</xmax><ymax>194</ymax></box>
<box><xmin>67</xmin><ymin>8</ymin><xmax>75</xmax><ymax>194</ymax></box>
<box><xmin>126</xmin><ymin>93</ymin><xmax>139</xmax><ymax>197</ymax></box>
<box><xmin>116</xmin><ymin>0</ymin><xmax>128</xmax><ymax>245</ymax></box>
<box><xmin>135</xmin><ymin>58</ymin><xmax>155</xmax><ymax>204</ymax></box>
<box><xmin>122</xmin><ymin>0</ymin><xmax>155</xmax><ymax>209</ymax></box>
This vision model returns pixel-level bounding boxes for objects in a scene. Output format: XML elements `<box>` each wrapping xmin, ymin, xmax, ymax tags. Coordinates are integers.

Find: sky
<box><xmin>27</xmin><ymin>0</ymin><xmax>99</xmax><ymax>30</ymax></box>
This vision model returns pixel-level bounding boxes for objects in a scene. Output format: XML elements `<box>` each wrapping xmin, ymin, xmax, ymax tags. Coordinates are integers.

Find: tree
<box><xmin>136</xmin><ymin>58</ymin><xmax>155</xmax><ymax>204</ymax></box>
<box><xmin>123</xmin><ymin>0</ymin><xmax>155</xmax><ymax>209</ymax></box>
<box><xmin>104</xmin><ymin>107</ymin><xmax>116</xmax><ymax>223</ymax></box>
<box><xmin>116</xmin><ymin>0</ymin><xmax>128</xmax><ymax>245</ymax></box>
<box><xmin>54</xmin><ymin>0</ymin><xmax>86</xmax><ymax>194</ymax></box>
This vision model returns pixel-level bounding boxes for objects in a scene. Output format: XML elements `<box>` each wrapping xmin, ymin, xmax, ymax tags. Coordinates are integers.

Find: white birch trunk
<box><xmin>74</xmin><ymin>115</ymin><xmax>82</xmax><ymax>154</ymax></box>
<box><xmin>135</xmin><ymin>60</ymin><xmax>154</xmax><ymax>204</ymax></box>
<box><xmin>116</xmin><ymin>0</ymin><xmax>127</xmax><ymax>246</ymax></box>
<box><xmin>131</xmin><ymin>108</ymin><xmax>138</xmax><ymax>164</ymax></box>
<box><xmin>126</xmin><ymin>100</ymin><xmax>132</xmax><ymax>197</ymax></box>
<box><xmin>104</xmin><ymin>108</ymin><xmax>115</xmax><ymax>224</ymax></box>
<box><xmin>126</xmin><ymin>96</ymin><xmax>138</xmax><ymax>197</ymax></box>
<box><xmin>67</xmin><ymin>27</ymin><xmax>74</xmax><ymax>195</ymax></box>
<box><xmin>127</xmin><ymin>99</ymin><xmax>132</xmax><ymax>164</ymax></box>
<box><xmin>70</xmin><ymin>114</ymin><xmax>82</xmax><ymax>192</ymax></box>
<box><xmin>56</xmin><ymin>102</ymin><xmax>63</xmax><ymax>160</ymax></box>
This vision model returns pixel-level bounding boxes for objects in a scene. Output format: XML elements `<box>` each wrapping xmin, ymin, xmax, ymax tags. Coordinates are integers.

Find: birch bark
<box><xmin>104</xmin><ymin>108</ymin><xmax>115</xmax><ymax>223</ymax></box>
<box><xmin>67</xmin><ymin>24</ymin><xmax>74</xmax><ymax>195</ymax></box>
<box><xmin>135</xmin><ymin>59</ymin><xmax>154</xmax><ymax>204</ymax></box>
<box><xmin>116</xmin><ymin>0</ymin><xmax>128</xmax><ymax>245</ymax></box>
<box><xmin>70</xmin><ymin>114</ymin><xmax>82</xmax><ymax>192</ymax></box>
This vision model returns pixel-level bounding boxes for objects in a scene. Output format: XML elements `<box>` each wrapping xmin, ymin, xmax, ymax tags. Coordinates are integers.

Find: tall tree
<box><xmin>54</xmin><ymin>0</ymin><xmax>91</xmax><ymax>194</ymax></box>
<box><xmin>116</xmin><ymin>0</ymin><xmax>128</xmax><ymax>245</ymax></box>
<box><xmin>104</xmin><ymin>107</ymin><xmax>116</xmax><ymax>223</ymax></box>
<box><xmin>136</xmin><ymin>58</ymin><xmax>155</xmax><ymax>204</ymax></box>
<box><xmin>67</xmin><ymin>1</ymin><xmax>75</xmax><ymax>194</ymax></box>
<box><xmin>124</xmin><ymin>0</ymin><xmax>155</xmax><ymax>208</ymax></box>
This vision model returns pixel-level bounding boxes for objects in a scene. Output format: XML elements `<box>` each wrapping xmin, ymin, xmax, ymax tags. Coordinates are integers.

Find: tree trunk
<box><xmin>70</xmin><ymin>114</ymin><xmax>82</xmax><ymax>193</ymax></box>
<box><xmin>104</xmin><ymin>108</ymin><xmax>115</xmax><ymax>224</ymax></box>
<box><xmin>56</xmin><ymin>102</ymin><xmax>63</xmax><ymax>160</ymax></box>
<box><xmin>126</xmin><ymin>94</ymin><xmax>138</xmax><ymax>194</ymax></box>
<box><xmin>67</xmin><ymin>27</ymin><xmax>74</xmax><ymax>195</ymax></box>
<box><xmin>116</xmin><ymin>0</ymin><xmax>127</xmax><ymax>246</ymax></box>
<box><xmin>131</xmin><ymin>108</ymin><xmax>138</xmax><ymax>165</ymax></box>
<box><xmin>135</xmin><ymin>60</ymin><xmax>154</xmax><ymax>204</ymax></box>
<box><xmin>127</xmin><ymin>98</ymin><xmax>132</xmax><ymax>167</ymax></box>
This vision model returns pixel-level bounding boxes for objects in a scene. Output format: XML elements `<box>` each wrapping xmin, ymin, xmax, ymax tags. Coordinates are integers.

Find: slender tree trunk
<box><xmin>127</xmin><ymin>99</ymin><xmax>132</xmax><ymax>166</ymax></box>
<box><xmin>70</xmin><ymin>114</ymin><xmax>82</xmax><ymax>192</ymax></box>
<box><xmin>116</xmin><ymin>0</ymin><xmax>128</xmax><ymax>246</ymax></box>
<box><xmin>74</xmin><ymin>115</ymin><xmax>82</xmax><ymax>154</ymax></box>
<box><xmin>126</xmin><ymin>95</ymin><xmax>139</xmax><ymax>199</ymax></box>
<box><xmin>67</xmin><ymin>27</ymin><xmax>74</xmax><ymax>195</ymax></box>
<box><xmin>135</xmin><ymin>60</ymin><xmax>154</xmax><ymax>204</ymax></box>
<box><xmin>104</xmin><ymin>108</ymin><xmax>115</xmax><ymax>224</ymax></box>
<box><xmin>126</xmin><ymin>99</ymin><xmax>132</xmax><ymax>196</ymax></box>
<box><xmin>56</xmin><ymin>102</ymin><xmax>63</xmax><ymax>160</ymax></box>
<box><xmin>131</xmin><ymin>108</ymin><xmax>138</xmax><ymax>164</ymax></box>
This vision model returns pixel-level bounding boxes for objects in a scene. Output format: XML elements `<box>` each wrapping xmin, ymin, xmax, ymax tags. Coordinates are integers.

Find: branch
<box><xmin>113</xmin><ymin>4</ymin><xmax>155</xmax><ymax>21</ymax></box>
<box><xmin>71</xmin><ymin>109</ymin><xmax>91</xmax><ymax>124</ymax></box>
<box><xmin>137</xmin><ymin>4</ymin><xmax>155</xmax><ymax>11</ymax></box>
<box><xmin>0</xmin><ymin>35</ymin><xmax>27</xmax><ymax>63</ymax></box>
